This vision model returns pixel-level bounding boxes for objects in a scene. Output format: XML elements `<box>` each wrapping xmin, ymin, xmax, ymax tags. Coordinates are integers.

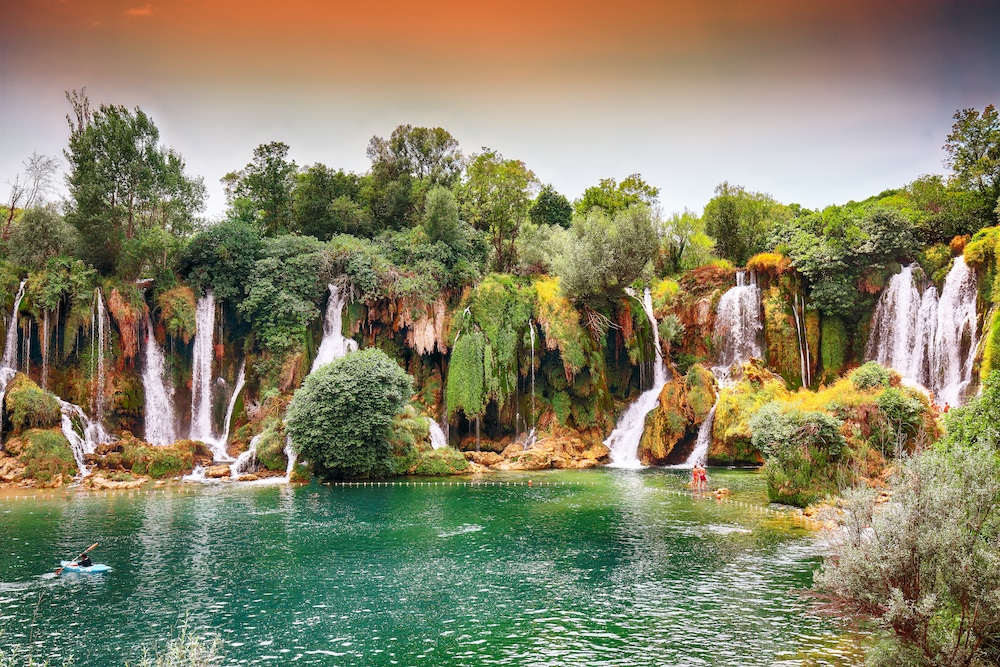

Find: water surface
<box><xmin>0</xmin><ymin>469</ymin><xmax>858</xmax><ymax>666</ymax></box>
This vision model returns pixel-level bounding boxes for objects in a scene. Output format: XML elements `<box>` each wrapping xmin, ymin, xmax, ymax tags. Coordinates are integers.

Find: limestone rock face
<box><xmin>0</xmin><ymin>454</ymin><xmax>25</xmax><ymax>483</ymax></box>
<box><xmin>86</xmin><ymin>475</ymin><xmax>146</xmax><ymax>490</ymax></box>
<box><xmin>638</xmin><ymin>364</ymin><xmax>717</xmax><ymax>465</ymax></box>
<box><xmin>464</xmin><ymin>451</ymin><xmax>503</xmax><ymax>467</ymax></box>
<box><xmin>204</xmin><ymin>464</ymin><xmax>232</xmax><ymax>479</ymax></box>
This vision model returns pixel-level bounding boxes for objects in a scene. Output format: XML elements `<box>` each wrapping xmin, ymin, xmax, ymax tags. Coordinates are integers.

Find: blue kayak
<box><xmin>60</xmin><ymin>560</ymin><xmax>111</xmax><ymax>573</ymax></box>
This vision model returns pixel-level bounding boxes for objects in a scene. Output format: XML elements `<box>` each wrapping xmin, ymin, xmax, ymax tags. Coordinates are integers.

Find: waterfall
<box><xmin>283</xmin><ymin>437</ymin><xmax>297</xmax><ymax>480</ymax></box>
<box><xmin>866</xmin><ymin>258</ymin><xmax>977</xmax><ymax>406</ymax></box>
<box><xmin>59</xmin><ymin>398</ymin><xmax>111</xmax><ymax>477</ymax></box>
<box><xmin>142</xmin><ymin>311</ymin><xmax>177</xmax><ymax>446</ymax></box>
<box><xmin>713</xmin><ymin>271</ymin><xmax>762</xmax><ymax>379</ymax></box>
<box><xmin>231</xmin><ymin>434</ymin><xmax>262</xmax><ymax>478</ymax></box>
<box><xmin>791</xmin><ymin>293</ymin><xmax>812</xmax><ymax>387</ymax></box>
<box><xmin>93</xmin><ymin>289</ymin><xmax>109</xmax><ymax>423</ymax></box>
<box><xmin>208</xmin><ymin>363</ymin><xmax>246</xmax><ymax>461</ymax></box>
<box><xmin>605</xmin><ymin>288</ymin><xmax>670</xmax><ymax>468</ymax></box>
<box><xmin>529</xmin><ymin>320</ymin><xmax>536</xmax><ymax>428</ymax></box>
<box><xmin>41</xmin><ymin>310</ymin><xmax>50</xmax><ymax>390</ymax></box>
<box><xmin>311</xmin><ymin>284</ymin><xmax>358</xmax><ymax>373</ymax></box>
<box><xmin>682</xmin><ymin>402</ymin><xmax>718</xmax><ymax>468</ymax></box>
<box><xmin>0</xmin><ymin>280</ymin><xmax>29</xmax><ymax>427</ymax></box>
<box><xmin>190</xmin><ymin>290</ymin><xmax>216</xmax><ymax>443</ymax></box>
<box><xmin>428</xmin><ymin>418</ymin><xmax>448</xmax><ymax>449</ymax></box>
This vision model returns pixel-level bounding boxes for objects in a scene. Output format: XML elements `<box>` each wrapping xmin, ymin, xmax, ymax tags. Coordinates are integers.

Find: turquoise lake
<box><xmin>1</xmin><ymin>468</ymin><xmax>860</xmax><ymax>666</ymax></box>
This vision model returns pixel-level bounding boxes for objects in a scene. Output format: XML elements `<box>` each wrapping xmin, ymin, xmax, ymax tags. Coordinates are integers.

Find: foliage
<box><xmin>286</xmin><ymin>348</ymin><xmax>413</xmax><ymax>479</ymax></box>
<box><xmin>553</xmin><ymin>206</ymin><xmax>657</xmax><ymax>304</ymax></box>
<box><xmin>460</xmin><ymin>148</ymin><xmax>538</xmax><ymax>273</ymax></box>
<box><xmin>814</xmin><ymin>443</ymin><xmax>1000</xmax><ymax>666</ymax></box>
<box><xmin>156</xmin><ymin>286</ymin><xmax>197</xmax><ymax>344</ymax></box>
<box><xmin>292</xmin><ymin>164</ymin><xmax>370</xmax><ymax>240</ymax></box>
<box><xmin>121</xmin><ymin>439</ymin><xmax>195</xmax><ymax>478</ymax></box>
<box><xmin>411</xmin><ymin>447</ymin><xmax>470</xmax><ymax>476</ymax></box>
<box><xmin>745</xmin><ymin>252</ymin><xmax>791</xmax><ymax>277</ymax></box>
<box><xmin>944</xmin><ymin>104</ymin><xmax>1000</xmax><ymax>215</ymax></box>
<box><xmin>658</xmin><ymin>209</ymin><xmax>713</xmax><ymax>275</ymax></box>
<box><xmin>253</xmin><ymin>418</ymin><xmax>288</xmax><ymax>472</ymax></box>
<box><xmin>703</xmin><ymin>182</ymin><xmax>790</xmax><ymax>266</ymax></box>
<box><xmin>178</xmin><ymin>220</ymin><xmax>263</xmax><ymax>304</ymax></box>
<box><xmin>63</xmin><ymin>91</ymin><xmax>205</xmax><ymax>274</ymax></box>
<box><xmin>850</xmin><ymin>361</ymin><xmax>891</xmax><ymax>391</ymax></box>
<box><xmin>238</xmin><ymin>234</ymin><xmax>327</xmax><ymax>352</ymax></box>
<box><xmin>134</xmin><ymin>619</ymin><xmax>225</xmax><ymax>667</ymax></box>
<box><xmin>575</xmin><ymin>173</ymin><xmax>659</xmax><ymax>216</ymax></box>
<box><xmin>939</xmin><ymin>370</ymin><xmax>1000</xmax><ymax>451</ymax></box>
<box><xmin>223</xmin><ymin>141</ymin><xmax>298</xmax><ymax>236</ymax></box>
<box><xmin>533</xmin><ymin>276</ymin><xmax>590</xmax><ymax>379</ymax></box>
<box><xmin>19</xmin><ymin>429</ymin><xmax>77</xmax><ymax>483</ymax></box>
<box><xmin>5</xmin><ymin>374</ymin><xmax>61</xmax><ymax>433</ymax></box>
<box><xmin>819</xmin><ymin>315</ymin><xmax>848</xmax><ymax>381</ymax></box>
<box><xmin>446</xmin><ymin>331</ymin><xmax>486</xmax><ymax>419</ymax></box>
<box><xmin>6</xmin><ymin>206</ymin><xmax>78</xmax><ymax>272</ymax></box>
<box><xmin>529</xmin><ymin>184</ymin><xmax>572</xmax><ymax>228</ymax></box>
<box><xmin>421</xmin><ymin>186</ymin><xmax>461</xmax><ymax>248</ymax></box>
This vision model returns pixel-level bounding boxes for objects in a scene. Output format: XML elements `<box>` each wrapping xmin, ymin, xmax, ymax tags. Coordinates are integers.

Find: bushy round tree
<box><xmin>286</xmin><ymin>348</ymin><xmax>412</xmax><ymax>479</ymax></box>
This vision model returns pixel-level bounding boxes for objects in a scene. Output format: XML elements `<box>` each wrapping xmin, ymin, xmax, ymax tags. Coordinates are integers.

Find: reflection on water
<box><xmin>0</xmin><ymin>469</ymin><xmax>861</xmax><ymax>666</ymax></box>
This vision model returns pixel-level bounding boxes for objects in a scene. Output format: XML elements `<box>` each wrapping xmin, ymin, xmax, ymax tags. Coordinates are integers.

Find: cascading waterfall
<box><xmin>605</xmin><ymin>288</ymin><xmax>670</xmax><ymax>468</ymax></box>
<box><xmin>41</xmin><ymin>310</ymin><xmax>50</xmax><ymax>390</ymax></box>
<box><xmin>59</xmin><ymin>398</ymin><xmax>111</xmax><ymax>477</ymax></box>
<box><xmin>866</xmin><ymin>258</ymin><xmax>977</xmax><ymax>406</ymax></box>
<box><xmin>529</xmin><ymin>320</ymin><xmax>536</xmax><ymax>428</ymax></box>
<box><xmin>93</xmin><ymin>289</ymin><xmax>109</xmax><ymax>424</ymax></box>
<box><xmin>142</xmin><ymin>311</ymin><xmax>177</xmax><ymax>446</ymax></box>
<box><xmin>311</xmin><ymin>284</ymin><xmax>358</xmax><ymax>373</ymax></box>
<box><xmin>683</xmin><ymin>404</ymin><xmax>717</xmax><ymax>468</ymax></box>
<box><xmin>190</xmin><ymin>290</ymin><xmax>216</xmax><ymax>443</ymax></box>
<box><xmin>713</xmin><ymin>271</ymin><xmax>763</xmax><ymax>379</ymax></box>
<box><xmin>206</xmin><ymin>363</ymin><xmax>246</xmax><ymax>461</ymax></box>
<box><xmin>231</xmin><ymin>434</ymin><xmax>262</xmax><ymax>478</ymax></box>
<box><xmin>427</xmin><ymin>418</ymin><xmax>448</xmax><ymax>449</ymax></box>
<box><xmin>0</xmin><ymin>280</ymin><xmax>30</xmax><ymax>419</ymax></box>
<box><xmin>791</xmin><ymin>292</ymin><xmax>812</xmax><ymax>388</ymax></box>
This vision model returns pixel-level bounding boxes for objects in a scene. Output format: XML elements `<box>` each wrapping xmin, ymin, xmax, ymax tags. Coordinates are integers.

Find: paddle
<box><xmin>55</xmin><ymin>542</ymin><xmax>98</xmax><ymax>575</ymax></box>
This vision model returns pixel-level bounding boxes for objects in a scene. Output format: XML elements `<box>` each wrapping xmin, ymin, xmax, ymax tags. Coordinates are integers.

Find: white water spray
<box><xmin>142</xmin><ymin>311</ymin><xmax>177</xmax><ymax>445</ymax></box>
<box><xmin>713</xmin><ymin>271</ymin><xmax>762</xmax><ymax>379</ymax></box>
<box><xmin>189</xmin><ymin>290</ymin><xmax>216</xmax><ymax>442</ymax></box>
<box><xmin>311</xmin><ymin>284</ymin><xmax>358</xmax><ymax>373</ymax></box>
<box><xmin>428</xmin><ymin>418</ymin><xmax>448</xmax><ymax>449</ymax></box>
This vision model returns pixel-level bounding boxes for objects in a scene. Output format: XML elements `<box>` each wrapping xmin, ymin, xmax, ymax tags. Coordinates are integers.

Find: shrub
<box><xmin>5</xmin><ymin>374</ymin><xmax>61</xmax><ymax>433</ymax></box>
<box><xmin>850</xmin><ymin>361</ymin><xmax>891</xmax><ymax>391</ymax></box>
<box><xmin>411</xmin><ymin>447</ymin><xmax>469</xmax><ymax>476</ymax></box>
<box><xmin>156</xmin><ymin>286</ymin><xmax>197</xmax><ymax>344</ymax></box>
<box><xmin>286</xmin><ymin>348</ymin><xmax>412</xmax><ymax>479</ymax></box>
<box><xmin>20</xmin><ymin>429</ymin><xmax>76</xmax><ymax>483</ymax></box>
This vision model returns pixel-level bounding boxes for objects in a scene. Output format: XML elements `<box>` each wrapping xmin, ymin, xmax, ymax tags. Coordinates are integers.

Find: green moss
<box><xmin>411</xmin><ymin>447</ymin><xmax>469</xmax><ymax>476</ymax></box>
<box><xmin>255</xmin><ymin>419</ymin><xmax>289</xmax><ymax>471</ymax></box>
<box><xmin>981</xmin><ymin>308</ymin><xmax>1000</xmax><ymax>379</ymax></box>
<box><xmin>684</xmin><ymin>364</ymin><xmax>716</xmax><ymax>421</ymax></box>
<box><xmin>20</xmin><ymin>428</ymin><xmax>76</xmax><ymax>482</ymax></box>
<box><xmin>121</xmin><ymin>437</ymin><xmax>195</xmax><ymax>478</ymax></box>
<box><xmin>820</xmin><ymin>315</ymin><xmax>848</xmax><ymax>381</ymax></box>
<box><xmin>552</xmin><ymin>391</ymin><xmax>572</xmax><ymax>426</ymax></box>
<box><xmin>762</xmin><ymin>286</ymin><xmax>802</xmax><ymax>388</ymax></box>
<box><xmin>533</xmin><ymin>276</ymin><xmax>590</xmax><ymax>377</ymax></box>
<box><xmin>446</xmin><ymin>331</ymin><xmax>486</xmax><ymax>419</ymax></box>
<box><xmin>4</xmin><ymin>374</ymin><xmax>61</xmax><ymax>433</ymax></box>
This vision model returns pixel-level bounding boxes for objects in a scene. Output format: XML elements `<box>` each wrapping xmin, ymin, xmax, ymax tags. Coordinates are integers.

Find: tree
<box><xmin>529</xmin><ymin>184</ymin><xmax>572</xmax><ymax>228</ymax></box>
<box><xmin>292</xmin><ymin>164</ymin><xmax>369</xmax><ymax>239</ymax></box>
<box><xmin>286</xmin><ymin>347</ymin><xmax>413</xmax><ymax>479</ymax></box>
<box><xmin>703</xmin><ymin>182</ymin><xmax>790</xmax><ymax>266</ymax></box>
<box><xmin>461</xmin><ymin>148</ymin><xmax>538</xmax><ymax>273</ymax></box>
<box><xmin>7</xmin><ymin>205</ymin><xmax>78</xmax><ymax>271</ymax></box>
<box><xmin>421</xmin><ymin>186</ymin><xmax>460</xmax><ymax>248</ymax></box>
<box><xmin>944</xmin><ymin>104</ymin><xmax>1000</xmax><ymax>213</ymax></box>
<box><xmin>575</xmin><ymin>173</ymin><xmax>659</xmax><ymax>216</ymax></box>
<box><xmin>223</xmin><ymin>141</ymin><xmax>298</xmax><ymax>236</ymax></box>
<box><xmin>178</xmin><ymin>220</ymin><xmax>264</xmax><ymax>305</ymax></box>
<box><xmin>64</xmin><ymin>90</ymin><xmax>205</xmax><ymax>274</ymax></box>
<box><xmin>659</xmin><ymin>209</ymin><xmax>710</xmax><ymax>274</ymax></box>
<box><xmin>367</xmin><ymin>124</ymin><xmax>463</xmax><ymax>187</ymax></box>
<box><xmin>2</xmin><ymin>151</ymin><xmax>60</xmax><ymax>242</ymax></box>
<box><xmin>553</xmin><ymin>205</ymin><xmax>658</xmax><ymax>304</ymax></box>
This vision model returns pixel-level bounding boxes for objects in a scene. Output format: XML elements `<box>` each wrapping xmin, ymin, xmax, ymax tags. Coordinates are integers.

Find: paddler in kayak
<box><xmin>75</xmin><ymin>552</ymin><xmax>93</xmax><ymax>568</ymax></box>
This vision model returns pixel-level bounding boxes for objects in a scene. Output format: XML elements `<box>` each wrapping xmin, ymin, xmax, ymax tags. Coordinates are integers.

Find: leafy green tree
<box><xmin>421</xmin><ymin>186</ymin><xmax>460</xmax><ymax>248</ymax></box>
<box><xmin>223</xmin><ymin>141</ymin><xmax>298</xmax><ymax>236</ymax></box>
<box><xmin>944</xmin><ymin>104</ymin><xmax>1000</xmax><ymax>215</ymax></box>
<box><xmin>287</xmin><ymin>347</ymin><xmax>413</xmax><ymax>479</ymax></box>
<box><xmin>658</xmin><ymin>209</ymin><xmax>712</xmax><ymax>274</ymax></box>
<box><xmin>703</xmin><ymin>182</ymin><xmax>789</xmax><ymax>266</ymax></box>
<box><xmin>575</xmin><ymin>174</ymin><xmax>659</xmax><ymax>216</ymax></box>
<box><xmin>178</xmin><ymin>220</ymin><xmax>264</xmax><ymax>304</ymax></box>
<box><xmin>7</xmin><ymin>206</ymin><xmax>78</xmax><ymax>271</ymax></box>
<box><xmin>292</xmin><ymin>164</ymin><xmax>371</xmax><ymax>240</ymax></box>
<box><xmin>64</xmin><ymin>90</ymin><xmax>205</xmax><ymax>274</ymax></box>
<box><xmin>367</xmin><ymin>125</ymin><xmax>463</xmax><ymax>187</ymax></box>
<box><xmin>461</xmin><ymin>148</ymin><xmax>539</xmax><ymax>273</ymax></box>
<box><xmin>530</xmin><ymin>184</ymin><xmax>572</xmax><ymax>228</ymax></box>
<box><xmin>553</xmin><ymin>205</ymin><xmax>658</xmax><ymax>304</ymax></box>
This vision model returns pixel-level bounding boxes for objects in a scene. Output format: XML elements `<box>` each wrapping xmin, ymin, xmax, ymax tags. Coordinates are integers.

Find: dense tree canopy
<box><xmin>575</xmin><ymin>173</ymin><xmax>659</xmax><ymax>216</ymax></box>
<box><xmin>944</xmin><ymin>104</ymin><xmax>1000</xmax><ymax>215</ymax></box>
<box><xmin>223</xmin><ymin>141</ymin><xmax>298</xmax><ymax>236</ymax></box>
<box><xmin>703</xmin><ymin>182</ymin><xmax>789</xmax><ymax>266</ymax></box>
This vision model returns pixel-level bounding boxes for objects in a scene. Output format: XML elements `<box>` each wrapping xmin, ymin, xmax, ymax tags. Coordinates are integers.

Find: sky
<box><xmin>2</xmin><ymin>0</ymin><xmax>999</xmax><ymax>219</ymax></box>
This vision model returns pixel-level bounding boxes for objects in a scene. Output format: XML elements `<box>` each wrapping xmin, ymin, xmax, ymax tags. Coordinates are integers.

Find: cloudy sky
<box><xmin>2</xmin><ymin>0</ymin><xmax>999</xmax><ymax>218</ymax></box>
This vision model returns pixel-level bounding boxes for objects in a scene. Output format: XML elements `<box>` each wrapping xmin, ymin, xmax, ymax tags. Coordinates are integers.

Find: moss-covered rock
<box><xmin>115</xmin><ymin>432</ymin><xmax>197</xmax><ymax>479</ymax></box>
<box><xmin>638</xmin><ymin>364</ymin><xmax>718</xmax><ymax>465</ymax></box>
<box><xmin>762</xmin><ymin>286</ymin><xmax>802</xmax><ymax>387</ymax></box>
<box><xmin>4</xmin><ymin>373</ymin><xmax>61</xmax><ymax>434</ymax></box>
<box><xmin>820</xmin><ymin>315</ymin><xmax>848</xmax><ymax>382</ymax></box>
<box><xmin>15</xmin><ymin>428</ymin><xmax>76</xmax><ymax>485</ymax></box>
<box><xmin>411</xmin><ymin>447</ymin><xmax>470</xmax><ymax>475</ymax></box>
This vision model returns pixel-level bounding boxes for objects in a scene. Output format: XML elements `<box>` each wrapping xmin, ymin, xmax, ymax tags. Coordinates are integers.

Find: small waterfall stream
<box><xmin>605</xmin><ymin>288</ymin><xmax>670</xmax><ymax>468</ymax></box>
<box><xmin>791</xmin><ymin>293</ymin><xmax>812</xmax><ymax>387</ymax></box>
<box><xmin>92</xmin><ymin>289</ymin><xmax>109</xmax><ymax>424</ymax></box>
<box><xmin>142</xmin><ymin>311</ymin><xmax>177</xmax><ymax>445</ymax></box>
<box><xmin>190</xmin><ymin>290</ymin><xmax>216</xmax><ymax>443</ymax></box>
<box><xmin>0</xmin><ymin>280</ymin><xmax>30</xmax><ymax>412</ymax></box>
<box><xmin>428</xmin><ymin>418</ymin><xmax>448</xmax><ymax>449</ymax></box>
<box><xmin>311</xmin><ymin>284</ymin><xmax>358</xmax><ymax>373</ymax></box>
<box><xmin>713</xmin><ymin>271</ymin><xmax>763</xmax><ymax>379</ymax></box>
<box><xmin>866</xmin><ymin>258</ymin><xmax>977</xmax><ymax>406</ymax></box>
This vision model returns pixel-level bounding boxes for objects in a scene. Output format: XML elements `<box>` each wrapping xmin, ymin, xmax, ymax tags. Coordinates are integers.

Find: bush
<box><xmin>156</xmin><ymin>286</ymin><xmax>197</xmax><ymax>344</ymax></box>
<box><xmin>20</xmin><ymin>429</ymin><xmax>76</xmax><ymax>483</ymax></box>
<box><xmin>121</xmin><ymin>437</ymin><xmax>194</xmax><ymax>478</ymax></box>
<box><xmin>286</xmin><ymin>348</ymin><xmax>412</xmax><ymax>479</ymax></box>
<box><xmin>850</xmin><ymin>361</ymin><xmax>891</xmax><ymax>391</ymax></box>
<box><xmin>4</xmin><ymin>374</ymin><xmax>61</xmax><ymax>433</ymax></box>
<box><xmin>411</xmin><ymin>447</ymin><xmax>469</xmax><ymax>476</ymax></box>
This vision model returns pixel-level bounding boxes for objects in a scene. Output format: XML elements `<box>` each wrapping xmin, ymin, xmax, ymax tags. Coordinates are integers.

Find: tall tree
<box><xmin>703</xmin><ymin>182</ymin><xmax>789</xmax><ymax>266</ymax></box>
<box><xmin>292</xmin><ymin>164</ymin><xmax>369</xmax><ymax>239</ymax></box>
<box><xmin>2</xmin><ymin>152</ymin><xmax>60</xmax><ymax>241</ymax></box>
<box><xmin>659</xmin><ymin>209</ymin><xmax>710</xmax><ymax>274</ymax></box>
<box><xmin>529</xmin><ymin>184</ymin><xmax>573</xmax><ymax>228</ymax></box>
<box><xmin>64</xmin><ymin>90</ymin><xmax>205</xmax><ymax>274</ymax></box>
<box><xmin>944</xmin><ymin>104</ymin><xmax>1000</xmax><ymax>208</ymax></box>
<box><xmin>575</xmin><ymin>173</ymin><xmax>659</xmax><ymax>216</ymax></box>
<box><xmin>461</xmin><ymin>148</ymin><xmax>538</xmax><ymax>273</ymax></box>
<box><xmin>223</xmin><ymin>141</ymin><xmax>298</xmax><ymax>236</ymax></box>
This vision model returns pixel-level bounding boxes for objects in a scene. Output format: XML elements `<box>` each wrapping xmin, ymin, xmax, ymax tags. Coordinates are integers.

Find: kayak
<box><xmin>60</xmin><ymin>560</ymin><xmax>111</xmax><ymax>573</ymax></box>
